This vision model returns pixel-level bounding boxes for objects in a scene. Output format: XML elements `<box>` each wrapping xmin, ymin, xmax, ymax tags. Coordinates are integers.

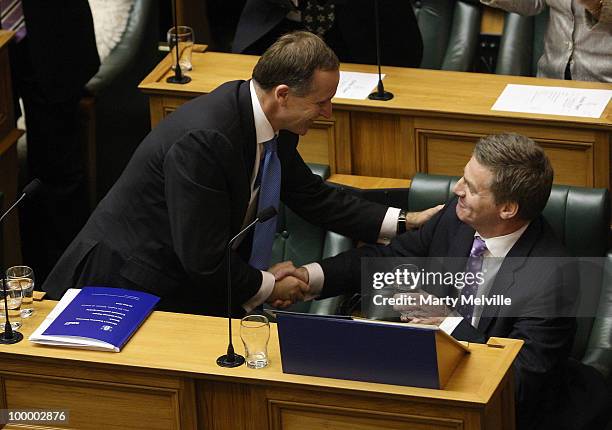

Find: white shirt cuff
<box><xmin>378</xmin><ymin>207</ymin><xmax>401</xmax><ymax>244</ymax></box>
<box><xmin>438</xmin><ymin>314</ymin><xmax>464</xmax><ymax>335</ymax></box>
<box><xmin>242</xmin><ymin>270</ymin><xmax>275</xmax><ymax>312</ymax></box>
<box><xmin>303</xmin><ymin>262</ymin><xmax>324</xmax><ymax>299</ymax></box>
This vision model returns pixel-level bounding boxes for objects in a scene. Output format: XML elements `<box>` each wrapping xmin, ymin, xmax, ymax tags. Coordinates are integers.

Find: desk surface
<box><xmin>2</xmin><ymin>300</ymin><xmax>522</xmax><ymax>407</ymax></box>
<box><xmin>140</xmin><ymin>51</ymin><xmax>612</xmax><ymax>129</ymax></box>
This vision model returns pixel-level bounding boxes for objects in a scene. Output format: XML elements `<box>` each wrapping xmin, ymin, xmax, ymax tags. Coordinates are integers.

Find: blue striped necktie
<box><xmin>1</xmin><ymin>0</ymin><xmax>26</xmax><ymax>42</ymax></box>
<box><xmin>249</xmin><ymin>138</ymin><xmax>281</xmax><ymax>270</ymax></box>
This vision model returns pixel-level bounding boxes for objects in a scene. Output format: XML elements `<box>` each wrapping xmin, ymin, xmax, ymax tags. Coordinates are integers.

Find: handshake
<box><xmin>265</xmin><ymin>261</ymin><xmax>311</xmax><ymax>309</ymax></box>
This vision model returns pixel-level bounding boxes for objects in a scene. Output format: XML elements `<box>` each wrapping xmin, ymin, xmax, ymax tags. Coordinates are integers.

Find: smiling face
<box><xmin>453</xmin><ymin>156</ymin><xmax>505</xmax><ymax>233</ymax></box>
<box><xmin>277</xmin><ymin>68</ymin><xmax>339</xmax><ymax>135</ymax></box>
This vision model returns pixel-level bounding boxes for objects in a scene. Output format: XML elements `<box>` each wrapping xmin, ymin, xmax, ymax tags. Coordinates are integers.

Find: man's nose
<box><xmin>453</xmin><ymin>178</ymin><xmax>465</xmax><ymax>196</ymax></box>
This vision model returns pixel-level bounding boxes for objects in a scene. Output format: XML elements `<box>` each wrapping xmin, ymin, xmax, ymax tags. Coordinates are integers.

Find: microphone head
<box><xmin>257</xmin><ymin>206</ymin><xmax>277</xmax><ymax>223</ymax></box>
<box><xmin>22</xmin><ymin>178</ymin><xmax>42</xmax><ymax>198</ymax></box>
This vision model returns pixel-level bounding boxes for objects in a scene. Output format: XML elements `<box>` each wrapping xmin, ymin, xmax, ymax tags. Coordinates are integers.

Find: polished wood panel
<box><xmin>0</xmin><ymin>300</ymin><xmax>522</xmax><ymax>430</ymax></box>
<box><xmin>140</xmin><ymin>51</ymin><xmax>612</xmax><ymax>189</ymax></box>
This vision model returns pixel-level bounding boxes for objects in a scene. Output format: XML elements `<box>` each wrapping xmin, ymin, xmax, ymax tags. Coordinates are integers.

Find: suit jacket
<box><xmin>232</xmin><ymin>0</ymin><xmax>423</xmax><ymax>68</ymax></box>
<box><xmin>320</xmin><ymin>198</ymin><xmax>577</xmax><ymax>430</ymax></box>
<box><xmin>21</xmin><ymin>0</ymin><xmax>100</xmax><ymax>102</ymax></box>
<box><xmin>42</xmin><ymin>80</ymin><xmax>388</xmax><ymax>316</ymax></box>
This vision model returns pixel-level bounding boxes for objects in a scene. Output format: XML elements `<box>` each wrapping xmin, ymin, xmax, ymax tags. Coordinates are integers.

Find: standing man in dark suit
<box><xmin>232</xmin><ymin>0</ymin><xmax>423</xmax><ymax>68</ymax></box>
<box><xmin>281</xmin><ymin>133</ymin><xmax>578</xmax><ymax>429</ymax></box>
<box><xmin>3</xmin><ymin>0</ymin><xmax>100</xmax><ymax>281</ymax></box>
<box><xmin>42</xmin><ymin>32</ymin><xmax>438</xmax><ymax>317</ymax></box>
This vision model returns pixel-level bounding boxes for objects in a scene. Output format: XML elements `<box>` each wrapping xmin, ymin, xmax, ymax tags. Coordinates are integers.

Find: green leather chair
<box><xmin>412</xmin><ymin>0</ymin><xmax>482</xmax><ymax>71</ymax></box>
<box><xmin>407</xmin><ymin>173</ymin><xmax>612</xmax><ymax>380</ymax></box>
<box><xmin>494</xmin><ymin>8</ymin><xmax>549</xmax><ymax>76</ymax></box>
<box><xmin>81</xmin><ymin>0</ymin><xmax>162</xmax><ymax>204</ymax></box>
<box><xmin>268</xmin><ymin>164</ymin><xmax>353</xmax><ymax>315</ymax></box>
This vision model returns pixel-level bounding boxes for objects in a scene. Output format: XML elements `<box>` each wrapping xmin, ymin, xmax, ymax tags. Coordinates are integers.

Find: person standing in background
<box><xmin>481</xmin><ymin>0</ymin><xmax>611</xmax><ymax>82</ymax></box>
<box><xmin>1</xmin><ymin>0</ymin><xmax>100</xmax><ymax>282</ymax></box>
<box><xmin>232</xmin><ymin>0</ymin><xmax>423</xmax><ymax>68</ymax></box>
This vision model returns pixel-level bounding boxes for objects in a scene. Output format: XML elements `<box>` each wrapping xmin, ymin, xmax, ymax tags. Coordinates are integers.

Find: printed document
<box><xmin>491</xmin><ymin>84</ymin><xmax>612</xmax><ymax>118</ymax></box>
<box><xmin>335</xmin><ymin>71</ymin><xmax>384</xmax><ymax>100</ymax></box>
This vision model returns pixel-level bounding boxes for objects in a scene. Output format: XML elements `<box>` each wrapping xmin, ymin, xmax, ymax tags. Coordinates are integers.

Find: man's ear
<box><xmin>274</xmin><ymin>85</ymin><xmax>290</xmax><ymax>106</ymax></box>
<box><xmin>499</xmin><ymin>201</ymin><xmax>519</xmax><ymax>220</ymax></box>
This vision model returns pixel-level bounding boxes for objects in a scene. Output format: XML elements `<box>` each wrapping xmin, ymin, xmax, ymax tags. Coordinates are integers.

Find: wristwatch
<box><xmin>397</xmin><ymin>209</ymin><xmax>407</xmax><ymax>235</ymax></box>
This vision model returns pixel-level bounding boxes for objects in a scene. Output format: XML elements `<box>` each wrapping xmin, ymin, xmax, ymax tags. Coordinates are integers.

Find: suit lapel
<box><xmin>477</xmin><ymin>218</ymin><xmax>542</xmax><ymax>332</ymax></box>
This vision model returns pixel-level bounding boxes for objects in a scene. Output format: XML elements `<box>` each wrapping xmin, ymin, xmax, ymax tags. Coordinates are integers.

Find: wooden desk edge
<box><xmin>6</xmin><ymin>301</ymin><xmax>521</xmax><ymax>407</ymax></box>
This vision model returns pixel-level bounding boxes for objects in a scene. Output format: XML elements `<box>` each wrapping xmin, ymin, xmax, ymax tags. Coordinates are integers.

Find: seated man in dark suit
<box><xmin>42</xmin><ymin>31</ymin><xmax>438</xmax><ymax>317</ymax></box>
<box><xmin>279</xmin><ymin>133</ymin><xmax>577</xmax><ymax>430</ymax></box>
<box><xmin>232</xmin><ymin>0</ymin><xmax>423</xmax><ymax>68</ymax></box>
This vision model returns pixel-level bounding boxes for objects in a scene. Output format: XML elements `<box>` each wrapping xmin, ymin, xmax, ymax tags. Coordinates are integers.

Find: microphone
<box><xmin>368</xmin><ymin>0</ymin><xmax>393</xmax><ymax>101</ymax></box>
<box><xmin>0</xmin><ymin>178</ymin><xmax>41</xmax><ymax>344</ymax></box>
<box><xmin>0</xmin><ymin>178</ymin><xmax>42</xmax><ymax>224</ymax></box>
<box><xmin>166</xmin><ymin>0</ymin><xmax>191</xmax><ymax>84</ymax></box>
<box><xmin>217</xmin><ymin>206</ymin><xmax>278</xmax><ymax>367</ymax></box>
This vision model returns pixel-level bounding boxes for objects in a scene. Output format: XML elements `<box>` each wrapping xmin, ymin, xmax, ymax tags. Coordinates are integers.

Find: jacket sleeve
<box><xmin>318</xmin><ymin>200</ymin><xmax>449</xmax><ymax>298</ymax></box>
<box><xmin>279</xmin><ymin>135</ymin><xmax>389</xmax><ymax>244</ymax></box>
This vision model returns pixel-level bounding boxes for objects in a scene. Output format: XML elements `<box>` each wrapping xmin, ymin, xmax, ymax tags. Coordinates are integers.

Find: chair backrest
<box><xmin>269</xmin><ymin>163</ymin><xmax>353</xmax><ymax>315</ymax></box>
<box><xmin>495</xmin><ymin>8</ymin><xmax>549</xmax><ymax>76</ymax></box>
<box><xmin>412</xmin><ymin>0</ymin><xmax>482</xmax><ymax>71</ymax></box>
<box><xmin>407</xmin><ymin>173</ymin><xmax>612</xmax><ymax>374</ymax></box>
<box><xmin>85</xmin><ymin>0</ymin><xmax>161</xmax><ymax>201</ymax></box>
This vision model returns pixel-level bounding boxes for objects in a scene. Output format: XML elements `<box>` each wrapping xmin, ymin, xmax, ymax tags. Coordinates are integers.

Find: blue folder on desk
<box><xmin>276</xmin><ymin>313</ymin><xmax>469</xmax><ymax>389</ymax></box>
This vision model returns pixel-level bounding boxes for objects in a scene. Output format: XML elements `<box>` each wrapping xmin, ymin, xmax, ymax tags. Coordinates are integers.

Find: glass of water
<box><xmin>0</xmin><ymin>280</ymin><xmax>22</xmax><ymax>330</ymax></box>
<box><xmin>6</xmin><ymin>266</ymin><xmax>34</xmax><ymax>318</ymax></box>
<box><xmin>167</xmin><ymin>25</ymin><xmax>194</xmax><ymax>72</ymax></box>
<box><xmin>240</xmin><ymin>315</ymin><xmax>270</xmax><ymax>369</ymax></box>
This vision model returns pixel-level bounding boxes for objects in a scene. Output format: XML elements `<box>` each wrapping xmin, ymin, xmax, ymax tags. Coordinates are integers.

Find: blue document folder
<box><xmin>277</xmin><ymin>313</ymin><xmax>468</xmax><ymax>389</ymax></box>
<box><xmin>30</xmin><ymin>287</ymin><xmax>159</xmax><ymax>352</ymax></box>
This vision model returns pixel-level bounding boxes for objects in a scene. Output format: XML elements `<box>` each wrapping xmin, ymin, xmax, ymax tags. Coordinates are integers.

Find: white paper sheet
<box><xmin>335</xmin><ymin>71</ymin><xmax>385</xmax><ymax>100</ymax></box>
<box><xmin>491</xmin><ymin>84</ymin><xmax>612</xmax><ymax>118</ymax></box>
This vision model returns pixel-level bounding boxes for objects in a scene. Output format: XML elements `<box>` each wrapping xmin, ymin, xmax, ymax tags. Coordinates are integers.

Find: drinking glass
<box><xmin>6</xmin><ymin>266</ymin><xmax>34</xmax><ymax>318</ymax></box>
<box><xmin>0</xmin><ymin>280</ymin><xmax>22</xmax><ymax>330</ymax></box>
<box><xmin>240</xmin><ymin>315</ymin><xmax>270</xmax><ymax>369</ymax></box>
<box><xmin>167</xmin><ymin>26</ymin><xmax>194</xmax><ymax>72</ymax></box>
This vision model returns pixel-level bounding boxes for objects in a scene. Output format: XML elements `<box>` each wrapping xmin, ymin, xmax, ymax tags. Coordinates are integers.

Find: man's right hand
<box><xmin>266</xmin><ymin>274</ymin><xmax>309</xmax><ymax>309</ymax></box>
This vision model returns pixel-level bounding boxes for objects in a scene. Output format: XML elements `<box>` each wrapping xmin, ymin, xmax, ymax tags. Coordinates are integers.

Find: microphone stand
<box><xmin>0</xmin><ymin>270</ymin><xmax>22</xmax><ymax>344</ymax></box>
<box><xmin>368</xmin><ymin>0</ymin><xmax>393</xmax><ymax>101</ymax></box>
<box><xmin>166</xmin><ymin>0</ymin><xmax>191</xmax><ymax>84</ymax></box>
<box><xmin>217</xmin><ymin>207</ymin><xmax>277</xmax><ymax>367</ymax></box>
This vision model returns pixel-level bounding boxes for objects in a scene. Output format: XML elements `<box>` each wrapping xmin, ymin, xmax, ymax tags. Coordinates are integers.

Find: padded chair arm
<box><xmin>86</xmin><ymin>0</ymin><xmax>157</xmax><ymax>95</ymax></box>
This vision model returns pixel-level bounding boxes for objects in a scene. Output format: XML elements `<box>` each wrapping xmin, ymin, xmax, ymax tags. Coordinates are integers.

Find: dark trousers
<box><xmin>11</xmin><ymin>37</ymin><xmax>89</xmax><ymax>283</ymax></box>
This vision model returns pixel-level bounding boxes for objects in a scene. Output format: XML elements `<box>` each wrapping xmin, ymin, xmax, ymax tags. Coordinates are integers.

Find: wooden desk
<box><xmin>0</xmin><ymin>31</ymin><xmax>23</xmax><ymax>267</ymax></box>
<box><xmin>140</xmin><ymin>51</ymin><xmax>612</xmax><ymax>189</ymax></box>
<box><xmin>0</xmin><ymin>301</ymin><xmax>522</xmax><ymax>430</ymax></box>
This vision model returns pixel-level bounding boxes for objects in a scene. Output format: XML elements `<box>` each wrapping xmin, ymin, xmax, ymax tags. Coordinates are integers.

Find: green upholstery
<box><xmin>412</xmin><ymin>0</ymin><xmax>482</xmax><ymax>71</ymax></box>
<box><xmin>407</xmin><ymin>173</ymin><xmax>612</xmax><ymax>378</ymax></box>
<box><xmin>85</xmin><ymin>0</ymin><xmax>161</xmax><ymax>201</ymax></box>
<box><xmin>268</xmin><ymin>163</ymin><xmax>353</xmax><ymax>315</ymax></box>
<box><xmin>495</xmin><ymin>8</ymin><xmax>549</xmax><ymax>76</ymax></box>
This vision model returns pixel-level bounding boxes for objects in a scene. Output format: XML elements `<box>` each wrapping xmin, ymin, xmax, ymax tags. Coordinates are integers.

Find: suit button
<box><xmin>281</xmin><ymin>230</ymin><xmax>290</xmax><ymax>238</ymax></box>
